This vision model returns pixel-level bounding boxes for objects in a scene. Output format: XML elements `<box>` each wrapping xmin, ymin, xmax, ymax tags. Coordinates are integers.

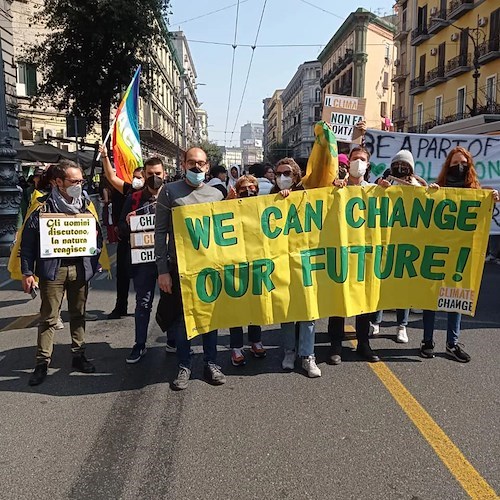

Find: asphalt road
<box><xmin>0</xmin><ymin>255</ymin><xmax>499</xmax><ymax>500</ymax></box>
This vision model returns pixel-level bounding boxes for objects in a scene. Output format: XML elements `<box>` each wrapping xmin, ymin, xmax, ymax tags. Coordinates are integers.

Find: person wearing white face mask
<box><xmin>20</xmin><ymin>160</ymin><xmax>104</xmax><ymax>386</ymax></box>
<box><xmin>270</xmin><ymin>158</ymin><xmax>321</xmax><ymax>378</ymax></box>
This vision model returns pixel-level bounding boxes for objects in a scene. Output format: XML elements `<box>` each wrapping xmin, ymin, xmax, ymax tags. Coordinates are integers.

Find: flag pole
<box><xmin>96</xmin><ymin>117</ymin><xmax>116</xmax><ymax>162</ymax></box>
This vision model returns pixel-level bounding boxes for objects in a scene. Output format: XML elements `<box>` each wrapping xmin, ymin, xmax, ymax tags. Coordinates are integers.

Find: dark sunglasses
<box><xmin>275</xmin><ymin>170</ymin><xmax>292</xmax><ymax>177</ymax></box>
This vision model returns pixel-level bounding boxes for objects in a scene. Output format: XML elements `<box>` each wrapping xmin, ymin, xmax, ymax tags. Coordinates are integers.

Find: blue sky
<box><xmin>169</xmin><ymin>0</ymin><xmax>396</xmax><ymax>146</ymax></box>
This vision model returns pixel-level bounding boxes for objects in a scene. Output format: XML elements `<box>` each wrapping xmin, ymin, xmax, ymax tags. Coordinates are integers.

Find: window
<box><xmin>380</xmin><ymin>101</ymin><xmax>387</xmax><ymax>117</ymax></box>
<box><xmin>417</xmin><ymin>103</ymin><xmax>423</xmax><ymax>127</ymax></box>
<box><xmin>16</xmin><ymin>63</ymin><xmax>37</xmax><ymax>96</ymax></box>
<box><xmin>383</xmin><ymin>72</ymin><xmax>389</xmax><ymax>90</ymax></box>
<box><xmin>385</xmin><ymin>43</ymin><xmax>390</xmax><ymax>61</ymax></box>
<box><xmin>316</xmin><ymin>69</ymin><xmax>321</xmax><ymax>78</ymax></box>
<box><xmin>486</xmin><ymin>75</ymin><xmax>496</xmax><ymax>108</ymax></box>
<box><xmin>435</xmin><ymin>96</ymin><xmax>443</xmax><ymax>122</ymax></box>
<box><xmin>457</xmin><ymin>87</ymin><xmax>466</xmax><ymax>118</ymax></box>
<box><xmin>315</xmin><ymin>88</ymin><xmax>321</xmax><ymax>102</ymax></box>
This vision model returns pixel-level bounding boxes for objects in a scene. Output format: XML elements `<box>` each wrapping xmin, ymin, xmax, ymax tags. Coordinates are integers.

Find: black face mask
<box><xmin>391</xmin><ymin>165</ymin><xmax>412</xmax><ymax>178</ymax></box>
<box><xmin>446</xmin><ymin>165</ymin><xmax>467</xmax><ymax>187</ymax></box>
<box><xmin>146</xmin><ymin>175</ymin><xmax>164</xmax><ymax>190</ymax></box>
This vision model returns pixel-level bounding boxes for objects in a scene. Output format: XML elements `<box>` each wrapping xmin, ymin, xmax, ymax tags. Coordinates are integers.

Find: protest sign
<box><xmin>173</xmin><ymin>187</ymin><xmax>493</xmax><ymax>338</ymax></box>
<box><xmin>365</xmin><ymin>129</ymin><xmax>500</xmax><ymax>234</ymax></box>
<box><xmin>129</xmin><ymin>214</ymin><xmax>155</xmax><ymax>264</ymax></box>
<box><xmin>39</xmin><ymin>213</ymin><xmax>97</xmax><ymax>258</ymax></box>
<box><xmin>322</xmin><ymin>94</ymin><xmax>366</xmax><ymax>142</ymax></box>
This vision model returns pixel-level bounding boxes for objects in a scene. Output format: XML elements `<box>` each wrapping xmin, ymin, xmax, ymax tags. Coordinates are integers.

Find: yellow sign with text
<box><xmin>172</xmin><ymin>186</ymin><xmax>493</xmax><ymax>338</ymax></box>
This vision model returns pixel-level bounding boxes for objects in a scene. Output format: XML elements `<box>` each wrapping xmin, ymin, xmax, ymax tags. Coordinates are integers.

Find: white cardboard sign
<box><xmin>322</xmin><ymin>94</ymin><xmax>366</xmax><ymax>142</ymax></box>
<box><xmin>130</xmin><ymin>214</ymin><xmax>155</xmax><ymax>232</ymax></box>
<box><xmin>131</xmin><ymin>248</ymin><xmax>155</xmax><ymax>264</ymax></box>
<box><xmin>39</xmin><ymin>213</ymin><xmax>97</xmax><ymax>258</ymax></box>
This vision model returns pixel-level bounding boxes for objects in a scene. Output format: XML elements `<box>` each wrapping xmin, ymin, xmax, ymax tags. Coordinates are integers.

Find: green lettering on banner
<box><xmin>261</xmin><ymin>206</ymin><xmax>282</xmax><ymax>239</ymax></box>
<box><xmin>394</xmin><ymin>244</ymin><xmax>420</xmax><ymax>278</ymax></box>
<box><xmin>301</xmin><ymin>248</ymin><xmax>326</xmax><ymax>287</ymax></box>
<box><xmin>409</xmin><ymin>198</ymin><xmax>434</xmax><ymax>228</ymax></box>
<box><xmin>283</xmin><ymin>204</ymin><xmax>304</xmax><ymax>235</ymax></box>
<box><xmin>420</xmin><ymin>246</ymin><xmax>448</xmax><ymax>280</ymax></box>
<box><xmin>374</xmin><ymin>244</ymin><xmax>395</xmax><ymax>279</ymax></box>
<box><xmin>326</xmin><ymin>247</ymin><xmax>348</xmax><ymax>283</ymax></box>
<box><xmin>196</xmin><ymin>268</ymin><xmax>222</xmax><ymax>303</ymax></box>
<box><xmin>457</xmin><ymin>200</ymin><xmax>480</xmax><ymax>231</ymax></box>
<box><xmin>252</xmin><ymin>259</ymin><xmax>276</xmax><ymax>295</ymax></box>
<box><xmin>349</xmin><ymin>246</ymin><xmax>373</xmax><ymax>282</ymax></box>
<box><xmin>304</xmin><ymin>200</ymin><xmax>324</xmax><ymax>232</ymax></box>
<box><xmin>388</xmin><ymin>198</ymin><xmax>408</xmax><ymax>227</ymax></box>
<box><xmin>346</xmin><ymin>197</ymin><xmax>365</xmax><ymax>228</ymax></box>
<box><xmin>213</xmin><ymin>212</ymin><xmax>237</xmax><ymax>246</ymax></box>
<box><xmin>434</xmin><ymin>199</ymin><xmax>457</xmax><ymax>230</ymax></box>
<box><xmin>224</xmin><ymin>263</ymin><xmax>249</xmax><ymax>297</ymax></box>
<box><xmin>368</xmin><ymin>197</ymin><xmax>389</xmax><ymax>228</ymax></box>
<box><xmin>186</xmin><ymin>216</ymin><xmax>211</xmax><ymax>250</ymax></box>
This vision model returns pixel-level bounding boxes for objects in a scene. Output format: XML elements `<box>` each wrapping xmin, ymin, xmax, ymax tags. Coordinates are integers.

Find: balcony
<box><xmin>425</xmin><ymin>66</ymin><xmax>447</xmax><ymax>87</ymax></box>
<box><xmin>428</xmin><ymin>9</ymin><xmax>448</xmax><ymax>34</ymax></box>
<box><xmin>395</xmin><ymin>19</ymin><xmax>409</xmax><ymax>41</ymax></box>
<box><xmin>411</xmin><ymin>25</ymin><xmax>430</xmax><ymax>46</ymax></box>
<box><xmin>409</xmin><ymin>76</ymin><xmax>427</xmax><ymax>95</ymax></box>
<box><xmin>392</xmin><ymin>65</ymin><xmax>409</xmax><ymax>83</ymax></box>
<box><xmin>392</xmin><ymin>106</ymin><xmax>407</xmax><ymax>123</ymax></box>
<box><xmin>447</xmin><ymin>0</ymin><xmax>474</xmax><ymax>20</ymax></box>
<box><xmin>445</xmin><ymin>53</ymin><xmax>471</xmax><ymax>77</ymax></box>
<box><xmin>478</xmin><ymin>36</ymin><xmax>500</xmax><ymax>65</ymax></box>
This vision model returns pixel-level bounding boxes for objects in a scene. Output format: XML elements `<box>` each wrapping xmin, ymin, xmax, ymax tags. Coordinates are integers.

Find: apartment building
<box><xmin>264</xmin><ymin>90</ymin><xmax>284</xmax><ymax>151</ymax></box>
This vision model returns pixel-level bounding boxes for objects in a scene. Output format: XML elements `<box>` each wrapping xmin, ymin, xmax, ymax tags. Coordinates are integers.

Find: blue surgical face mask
<box><xmin>186</xmin><ymin>168</ymin><xmax>205</xmax><ymax>186</ymax></box>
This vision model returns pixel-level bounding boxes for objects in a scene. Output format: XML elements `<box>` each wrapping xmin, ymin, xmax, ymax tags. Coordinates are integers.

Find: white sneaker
<box><xmin>369</xmin><ymin>323</ymin><xmax>380</xmax><ymax>337</ymax></box>
<box><xmin>282</xmin><ymin>349</ymin><xmax>296</xmax><ymax>370</ymax></box>
<box><xmin>55</xmin><ymin>317</ymin><xmax>64</xmax><ymax>330</ymax></box>
<box><xmin>485</xmin><ymin>253</ymin><xmax>496</xmax><ymax>262</ymax></box>
<box><xmin>411</xmin><ymin>309</ymin><xmax>423</xmax><ymax>314</ymax></box>
<box><xmin>396</xmin><ymin>325</ymin><xmax>408</xmax><ymax>343</ymax></box>
<box><xmin>302</xmin><ymin>355</ymin><xmax>321</xmax><ymax>378</ymax></box>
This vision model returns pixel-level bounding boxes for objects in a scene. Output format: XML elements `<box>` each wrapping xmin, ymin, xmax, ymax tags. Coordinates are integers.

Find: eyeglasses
<box><xmin>391</xmin><ymin>162</ymin><xmax>411</xmax><ymax>170</ymax></box>
<box><xmin>186</xmin><ymin>159</ymin><xmax>208</xmax><ymax>168</ymax></box>
<box><xmin>64</xmin><ymin>178</ymin><xmax>85</xmax><ymax>185</ymax></box>
<box><xmin>276</xmin><ymin>170</ymin><xmax>292</xmax><ymax>177</ymax></box>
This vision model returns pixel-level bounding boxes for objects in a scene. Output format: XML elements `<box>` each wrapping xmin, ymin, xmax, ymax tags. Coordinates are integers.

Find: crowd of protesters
<box><xmin>11</xmin><ymin>136</ymin><xmax>499</xmax><ymax>388</ymax></box>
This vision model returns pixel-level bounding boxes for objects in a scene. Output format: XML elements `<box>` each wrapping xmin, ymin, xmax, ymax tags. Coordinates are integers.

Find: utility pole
<box><xmin>0</xmin><ymin>36</ymin><xmax>21</xmax><ymax>257</ymax></box>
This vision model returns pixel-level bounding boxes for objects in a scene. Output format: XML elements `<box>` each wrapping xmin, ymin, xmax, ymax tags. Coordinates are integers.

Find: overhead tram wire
<box><xmin>224</xmin><ymin>0</ymin><xmax>241</xmax><ymax>146</ymax></box>
<box><xmin>297</xmin><ymin>0</ymin><xmax>345</xmax><ymax>20</ymax></box>
<box><xmin>228</xmin><ymin>0</ymin><xmax>268</xmax><ymax>146</ymax></box>
<box><xmin>170</xmin><ymin>0</ymin><xmax>250</xmax><ymax>26</ymax></box>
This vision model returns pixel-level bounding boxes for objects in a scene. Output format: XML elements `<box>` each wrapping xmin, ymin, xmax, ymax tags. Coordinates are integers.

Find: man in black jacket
<box><xmin>21</xmin><ymin>160</ymin><xmax>103</xmax><ymax>386</ymax></box>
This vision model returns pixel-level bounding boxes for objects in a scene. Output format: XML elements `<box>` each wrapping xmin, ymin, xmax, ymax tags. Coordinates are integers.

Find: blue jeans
<box><xmin>423</xmin><ymin>310</ymin><xmax>461</xmax><ymax>346</ymax></box>
<box><xmin>170</xmin><ymin>314</ymin><xmax>218</xmax><ymax>369</ymax></box>
<box><xmin>372</xmin><ymin>309</ymin><xmax>409</xmax><ymax>327</ymax></box>
<box><xmin>281</xmin><ymin>321</ymin><xmax>315</xmax><ymax>357</ymax></box>
<box><xmin>229</xmin><ymin>325</ymin><xmax>262</xmax><ymax>348</ymax></box>
<box><xmin>132</xmin><ymin>263</ymin><xmax>157</xmax><ymax>346</ymax></box>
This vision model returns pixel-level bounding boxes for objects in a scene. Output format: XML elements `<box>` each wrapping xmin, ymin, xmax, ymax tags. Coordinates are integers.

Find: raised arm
<box><xmin>100</xmin><ymin>144</ymin><xmax>126</xmax><ymax>194</ymax></box>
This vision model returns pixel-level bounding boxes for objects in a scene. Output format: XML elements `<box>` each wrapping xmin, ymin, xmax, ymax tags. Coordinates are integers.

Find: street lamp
<box><xmin>431</xmin><ymin>16</ymin><xmax>486</xmax><ymax>116</ymax></box>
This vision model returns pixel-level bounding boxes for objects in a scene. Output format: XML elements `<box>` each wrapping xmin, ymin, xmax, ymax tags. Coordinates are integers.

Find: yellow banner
<box><xmin>172</xmin><ymin>186</ymin><xmax>493</xmax><ymax>338</ymax></box>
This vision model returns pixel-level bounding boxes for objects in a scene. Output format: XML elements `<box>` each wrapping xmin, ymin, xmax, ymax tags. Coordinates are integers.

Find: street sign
<box><xmin>322</xmin><ymin>94</ymin><xmax>366</xmax><ymax>143</ymax></box>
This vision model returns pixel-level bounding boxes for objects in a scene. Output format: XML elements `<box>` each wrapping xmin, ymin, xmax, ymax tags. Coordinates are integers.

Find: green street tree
<box><xmin>196</xmin><ymin>140</ymin><xmax>223</xmax><ymax>167</ymax></box>
<box><xmin>23</xmin><ymin>0</ymin><xmax>171</xmax><ymax>139</ymax></box>
<box><xmin>267</xmin><ymin>141</ymin><xmax>291</xmax><ymax>165</ymax></box>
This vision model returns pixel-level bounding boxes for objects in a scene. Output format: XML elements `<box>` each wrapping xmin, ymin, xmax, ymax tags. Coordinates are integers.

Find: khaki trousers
<box><xmin>37</xmin><ymin>264</ymin><xmax>88</xmax><ymax>365</ymax></box>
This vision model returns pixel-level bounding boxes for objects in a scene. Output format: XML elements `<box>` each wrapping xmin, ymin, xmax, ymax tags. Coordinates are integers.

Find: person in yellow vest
<box><xmin>20</xmin><ymin>160</ymin><xmax>106</xmax><ymax>386</ymax></box>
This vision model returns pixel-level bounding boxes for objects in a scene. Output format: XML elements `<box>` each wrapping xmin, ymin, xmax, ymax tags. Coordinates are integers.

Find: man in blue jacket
<box><xmin>21</xmin><ymin>160</ymin><xmax>103</xmax><ymax>386</ymax></box>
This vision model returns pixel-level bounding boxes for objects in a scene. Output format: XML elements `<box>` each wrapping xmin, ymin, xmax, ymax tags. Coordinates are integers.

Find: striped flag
<box><xmin>112</xmin><ymin>66</ymin><xmax>143</xmax><ymax>183</ymax></box>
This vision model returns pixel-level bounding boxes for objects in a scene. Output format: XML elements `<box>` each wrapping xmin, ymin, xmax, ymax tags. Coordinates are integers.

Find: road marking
<box><xmin>365</xmin><ymin>352</ymin><xmax>497</xmax><ymax>499</ymax></box>
<box><xmin>0</xmin><ymin>313</ymin><xmax>40</xmax><ymax>333</ymax></box>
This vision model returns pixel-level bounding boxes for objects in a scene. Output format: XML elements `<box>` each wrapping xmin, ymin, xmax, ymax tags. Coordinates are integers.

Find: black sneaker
<box><xmin>420</xmin><ymin>340</ymin><xmax>435</xmax><ymax>359</ymax></box>
<box><xmin>446</xmin><ymin>343</ymin><xmax>471</xmax><ymax>363</ymax></box>
<box><xmin>72</xmin><ymin>354</ymin><xmax>96</xmax><ymax>373</ymax></box>
<box><xmin>107</xmin><ymin>309</ymin><xmax>126</xmax><ymax>320</ymax></box>
<box><xmin>126</xmin><ymin>344</ymin><xmax>147</xmax><ymax>364</ymax></box>
<box><xmin>327</xmin><ymin>345</ymin><xmax>342</xmax><ymax>365</ymax></box>
<box><xmin>29</xmin><ymin>363</ymin><xmax>48</xmax><ymax>386</ymax></box>
<box><xmin>203</xmin><ymin>363</ymin><xmax>226</xmax><ymax>386</ymax></box>
<box><xmin>172</xmin><ymin>366</ymin><xmax>191</xmax><ymax>391</ymax></box>
<box><xmin>356</xmin><ymin>342</ymin><xmax>380</xmax><ymax>362</ymax></box>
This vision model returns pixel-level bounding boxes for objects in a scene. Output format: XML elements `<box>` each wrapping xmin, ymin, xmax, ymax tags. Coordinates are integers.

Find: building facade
<box><xmin>281</xmin><ymin>61</ymin><xmax>321</xmax><ymax>161</ymax></box>
<box><xmin>219</xmin><ymin>146</ymin><xmax>243</xmax><ymax>168</ymax></box>
<box><xmin>401</xmin><ymin>0</ymin><xmax>500</xmax><ymax>134</ymax></box>
<box><xmin>1</xmin><ymin>0</ymin><xmax>17</xmax><ymax>143</ymax></box>
<box><xmin>264</xmin><ymin>90</ymin><xmax>284</xmax><ymax>152</ymax></box>
<box><xmin>240</xmin><ymin>122</ymin><xmax>264</xmax><ymax>166</ymax></box>
<box><xmin>196</xmin><ymin>108</ymin><xmax>209</xmax><ymax>142</ymax></box>
<box><xmin>318</xmin><ymin>8</ymin><xmax>396</xmax><ymax>133</ymax></box>
<box><xmin>262</xmin><ymin>97</ymin><xmax>271</xmax><ymax>155</ymax></box>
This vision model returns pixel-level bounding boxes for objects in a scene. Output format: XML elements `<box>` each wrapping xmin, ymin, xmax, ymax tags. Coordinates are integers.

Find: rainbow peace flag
<box><xmin>112</xmin><ymin>66</ymin><xmax>143</xmax><ymax>183</ymax></box>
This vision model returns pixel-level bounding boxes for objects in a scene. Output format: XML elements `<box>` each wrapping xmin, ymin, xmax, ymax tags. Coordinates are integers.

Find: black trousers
<box><xmin>114</xmin><ymin>239</ymin><xmax>131</xmax><ymax>313</ymax></box>
<box><xmin>327</xmin><ymin>313</ymin><xmax>371</xmax><ymax>346</ymax></box>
